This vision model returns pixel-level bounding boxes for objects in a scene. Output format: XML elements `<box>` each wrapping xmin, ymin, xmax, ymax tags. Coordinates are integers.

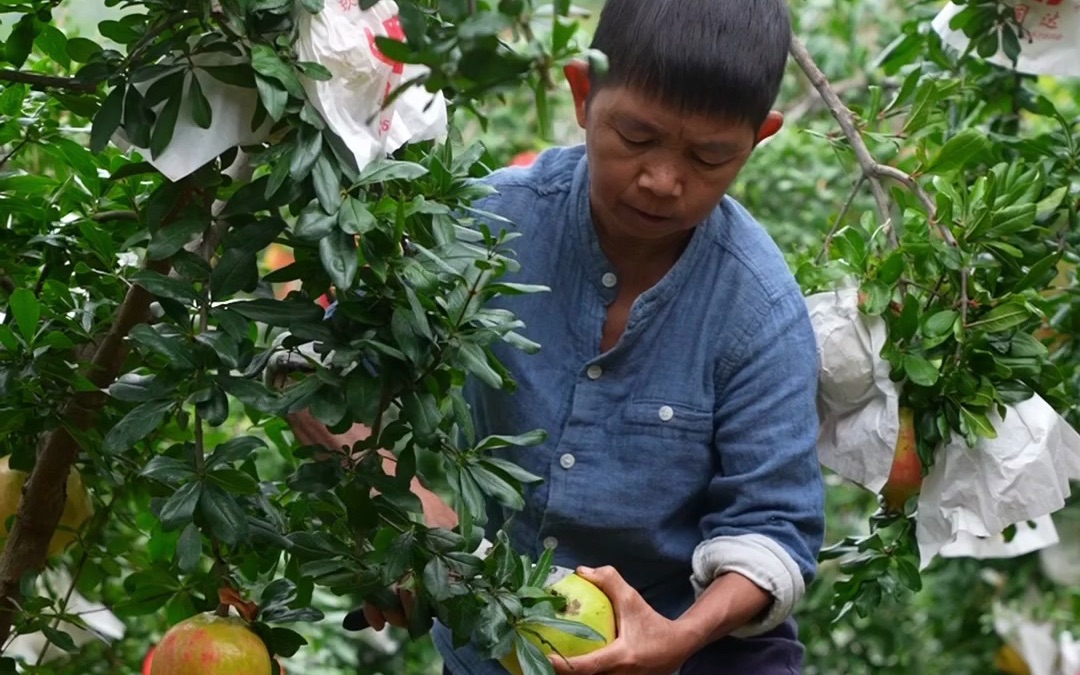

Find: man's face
<box><xmin>568</xmin><ymin>75</ymin><xmax>780</xmax><ymax>245</ymax></box>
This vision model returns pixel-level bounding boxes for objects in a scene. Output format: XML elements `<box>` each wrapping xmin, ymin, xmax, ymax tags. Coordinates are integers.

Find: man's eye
<box><xmin>694</xmin><ymin>156</ymin><xmax>730</xmax><ymax>168</ymax></box>
<box><xmin>617</xmin><ymin>131</ymin><xmax>650</xmax><ymax>146</ymax></box>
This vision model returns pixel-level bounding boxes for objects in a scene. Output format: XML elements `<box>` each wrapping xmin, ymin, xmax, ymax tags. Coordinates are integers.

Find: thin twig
<box><xmin>818</xmin><ymin>176</ymin><xmax>867</xmax><ymax>264</ymax></box>
<box><xmin>0</xmin><ymin>137</ymin><xmax>32</xmax><ymax>171</ymax></box>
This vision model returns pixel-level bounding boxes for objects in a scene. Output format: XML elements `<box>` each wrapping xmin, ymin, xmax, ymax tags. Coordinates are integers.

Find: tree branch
<box><xmin>789</xmin><ymin>34</ymin><xmax>969</xmax><ymax>357</ymax></box>
<box><xmin>0</xmin><ymin>70</ymin><xmax>98</xmax><ymax>93</ymax></box>
<box><xmin>789</xmin><ymin>36</ymin><xmax>894</xmax><ymax>235</ymax></box>
<box><xmin>0</xmin><ymin>175</ymin><xmax>216</xmax><ymax>643</ymax></box>
<box><xmin>0</xmin><ymin>257</ymin><xmax>167</xmax><ymax>644</ymax></box>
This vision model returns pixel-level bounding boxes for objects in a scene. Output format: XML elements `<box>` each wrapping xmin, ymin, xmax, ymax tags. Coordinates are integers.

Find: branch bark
<box><xmin>0</xmin><ymin>70</ymin><xmax>98</xmax><ymax>93</ymax></box>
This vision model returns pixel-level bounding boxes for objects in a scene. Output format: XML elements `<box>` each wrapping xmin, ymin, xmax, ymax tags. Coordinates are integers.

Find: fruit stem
<box><xmin>215</xmin><ymin>602</ymin><xmax>230</xmax><ymax>618</ymax></box>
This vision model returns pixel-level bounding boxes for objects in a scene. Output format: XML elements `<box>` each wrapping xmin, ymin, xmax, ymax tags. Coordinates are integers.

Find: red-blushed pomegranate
<box><xmin>148</xmin><ymin>613</ymin><xmax>273</xmax><ymax>675</ymax></box>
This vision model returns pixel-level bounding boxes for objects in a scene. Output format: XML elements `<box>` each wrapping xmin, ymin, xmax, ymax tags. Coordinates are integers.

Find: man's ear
<box><xmin>756</xmin><ymin>111</ymin><xmax>784</xmax><ymax>144</ymax></box>
<box><xmin>564</xmin><ymin>60</ymin><xmax>590</xmax><ymax>129</ymax></box>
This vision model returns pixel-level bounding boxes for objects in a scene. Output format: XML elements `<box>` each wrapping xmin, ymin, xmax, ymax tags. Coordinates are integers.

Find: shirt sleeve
<box><xmin>692</xmin><ymin>286</ymin><xmax>825</xmax><ymax>637</ymax></box>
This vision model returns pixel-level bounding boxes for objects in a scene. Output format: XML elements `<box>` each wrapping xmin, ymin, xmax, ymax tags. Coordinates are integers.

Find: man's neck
<box><xmin>593</xmin><ymin>219</ymin><xmax>694</xmax><ymax>290</ymax></box>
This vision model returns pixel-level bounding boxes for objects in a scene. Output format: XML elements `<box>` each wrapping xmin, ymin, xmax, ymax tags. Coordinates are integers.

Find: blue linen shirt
<box><xmin>430</xmin><ymin>145</ymin><xmax>825</xmax><ymax>673</ymax></box>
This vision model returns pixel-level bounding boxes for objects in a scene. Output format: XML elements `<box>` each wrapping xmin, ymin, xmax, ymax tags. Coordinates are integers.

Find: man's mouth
<box><xmin>628</xmin><ymin>205</ymin><xmax>672</xmax><ymax>223</ymax></box>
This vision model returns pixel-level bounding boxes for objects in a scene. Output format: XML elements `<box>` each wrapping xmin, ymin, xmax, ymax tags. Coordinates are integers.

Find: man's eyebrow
<box><xmin>694</xmin><ymin>139</ymin><xmax>744</xmax><ymax>155</ymax></box>
<box><xmin>610</xmin><ymin>112</ymin><xmax>659</xmax><ymax>133</ymax></box>
<box><xmin>609</xmin><ymin>113</ymin><xmax>745</xmax><ymax>154</ymax></box>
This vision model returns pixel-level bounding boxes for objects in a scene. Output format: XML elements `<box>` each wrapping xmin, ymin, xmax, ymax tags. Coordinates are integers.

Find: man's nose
<box><xmin>638</xmin><ymin>161</ymin><xmax>683</xmax><ymax>198</ymax></box>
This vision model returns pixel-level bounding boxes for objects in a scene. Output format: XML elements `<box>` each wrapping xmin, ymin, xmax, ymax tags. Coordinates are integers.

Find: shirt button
<box><xmin>601</xmin><ymin>272</ymin><xmax>617</xmax><ymax>288</ymax></box>
<box><xmin>658</xmin><ymin>405</ymin><xmax>674</xmax><ymax>422</ymax></box>
<box><xmin>586</xmin><ymin>365</ymin><xmax>603</xmax><ymax>380</ymax></box>
<box><xmin>559</xmin><ymin>453</ymin><xmax>576</xmax><ymax>469</ymax></box>
<box><xmin>543</xmin><ymin>536</ymin><xmax>558</xmax><ymax>549</ymax></box>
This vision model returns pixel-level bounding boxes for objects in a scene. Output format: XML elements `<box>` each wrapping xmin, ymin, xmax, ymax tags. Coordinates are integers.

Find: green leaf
<box><xmin>202</xmin><ymin>64</ymin><xmax>256</xmax><ymax>88</ymax></box>
<box><xmin>210</xmin><ymin>248</ymin><xmax>259</xmax><ymax>299</ymax></box>
<box><xmin>141</xmin><ymin>456</ymin><xmax>197</xmax><ymax>484</ymax></box>
<box><xmin>1035</xmin><ymin>186</ymin><xmax>1068</xmax><ymax>221</ymax></box>
<box><xmin>1001</xmin><ymin>25</ymin><xmax>1021</xmax><ymax>64</ymax></box>
<box><xmin>354</xmin><ymin>159</ymin><xmax>429</xmax><ymax>186</ymax></box>
<box><xmin>519</xmin><ymin>616</ymin><xmax>605</xmax><ymax>642</ymax></box>
<box><xmin>297</xmin><ymin>60</ymin><xmax>332</xmax><ymax>80</ymax></box>
<box><xmin>188</xmin><ymin>74</ymin><xmax>213</xmax><ymax>129</ymax></box>
<box><xmin>176</xmin><ymin>523</ymin><xmax>203</xmax><ymax>573</ymax></box>
<box><xmin>968</xmin><ymin>301</ymin><xmax>1034</xmax><ymax>334</ymax></box>
<box><xmin>1014</xmin><ymin>253</ymin><xmax>1061</xmax><ymax>293</ymax></box>
<box><xmin>300</xmin><ymin>0</ymin><xmax>324</xmax><ymax>11</ymax></box>
<box><xmin>5</xmin><ymin>15</ymin><xmax>36</xmax><ymax>69</ymax></box>
<box><xmin>423</xmin><ymin>557</ymin><xmax>453</xmax><ymax>601</ymax></box>
<box><xmin>226</xmin><ymin>298</ymin><xmax>326</xmax><ymax>326</ymax></box>
<box><xmin>149</xmin><ymin>90</ymin><xmax>182</xmax><ymax>159</ymax></box>
<box><xmin>476</xmin><ymin>430</ymin><xmax>547</xmax><ymax>451</ymax></box>
<box><xmin>207</xmin><ymin>469</ymin><xmax>260</xmax><ymax>495</ymax></box>
<box><xmin>295</xmin><ymin>201</ymin><xmax>337</xmax><ymax>242</ymax></box>
<box><xmin>467</xmin><ymin>463</ymin><xmax>524</xmax><ymax>510</ymax></box>
<box><xmin>339</xmin><ymin>197</ymin><xmax>377</xmax><ymax>235</ymax></box>
<box><xmin>985</xmin><ymin>203</ymin><xmax>1036</xmax><ymax>239</ymax></box>
<box><xmin>481</xmin><ymin>457</ymin><xmax>543</xmax><ymax>485</ymax></box>
<box><xmin>40</xmin><ymin>627</ymin><xmax>77</xmax><ymax>654</ymax></box>
<box><xmin>103</xmin><ymin>399</ymin><xmax>174</xmax><ymax>453</ymax></box>
<box><xmin>7</xmin><ymin>288</ymin><xmax>39</xmax><ymax>345</ymax></box>
<box><xmin>312</xmin><ymin>153</ymin><xmax>341</xmax><ymax>212</ymax></box>
<box><xmin>0</xmin><ymin>83</ymin><xmax>26</xmax><ymax>117</ymax></box>
<box><xmin>319</xmin><ymin>227</ymin><xmax>359</xmax><ymax>290</ymax></box>
<box><xmin>198</xmin><ymin>483</ymin><xmax>249</xmax><ymax>546</ymax></box>
<box><xmin>207</xmin><ymin>436</ymin><xmax>268</xmax><ymax>469</ymax></box>
<box><xmin>458</xmin><ymin>342</ymin><xmax>503</xmax><ymax>388</ymax></box>
<box><xmin>903</xmin><ymin>354</ymin><xmax>940</xmax><ymax>387</ymax></box>
<box><xmin>147</xmin><ymin>217</ymin><xmax>210</xmax><ymax>261</ymax></box>
<box><xmin>924</xmin><ymin>129</ymin><xmax>991</xmax><ymax>176</ymax></box>
<box><xmin>250</xmin><ymin>45</ymin><xmax>305</xmax><ymax>97</ymax></box>
<box><xmin>159</xmin><ymin>481</ymin><xmax>202</xmax><ymax>531</ymax></box>
<box><xmin>290</xmin><ymin>125</ymin><xmax>322</xmax><ymax>181</ymax></box>
<box><xmin>196</xmin><ymin>385</ymin><xmax>230</xmax><ymax>426</ymax></box>
<box><xmin>108</xmin><ymin>373</ymin><xmax>161</xmax><ymax>403</ymax></box>
<box><xmin>129</xmin><ymin>325</ymin><xmax>197</xmax><ymax>369</ymax></box>
<box><xmin>131</xmin><ymin>270</ymin><xmax>201</xmax><ymax>304</ymax></box>
<box><xmin>1010</xmin><ymin>332</ymin><xmax>1049</xmax><ymax>360</ymax></box>
<box><xmin>960</xmin><ymin>406</ymin><xmax>997</xmax><ymax>440</ymax></box>
<box><xmin>923</xmin><ymin>310</ymin><xmax>958</xmax><ymax>337</ymax></box>
<box><xmin>90</xmin><ymin>86</ymin><xmax>125</xmax><ymax>153</ymax></box>
<box><xmin>254</xmin><ymin>74</ymin><xmax>287</xmax><ymax>121</ymax></box>
<box><xmin>512</xmin><ymin>636</ymin><xmax>554</xmax><ymax>675</ymax></box>
<box><xmin>66</xmin><ymin>37</ymin><xmax>102</xmax><ymax>63</ymax></box>
<box><xmin>122</xmin><ymin>85</ymin><xmax>153</xmax><ymax>148</ymax></box>
<box><xmin>265</xmin><ymin>627</ymin><xmax>307</xmax><ymax>658</ymax></box>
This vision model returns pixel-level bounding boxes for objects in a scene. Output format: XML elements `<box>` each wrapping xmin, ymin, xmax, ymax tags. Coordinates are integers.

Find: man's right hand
<box><xmin>285</xmin><ymin>409</ymin><xmax>459</xmax><ymax>530</ymax></box>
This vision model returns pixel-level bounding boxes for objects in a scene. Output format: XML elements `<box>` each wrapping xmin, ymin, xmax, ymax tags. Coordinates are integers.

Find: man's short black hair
<box><xmin>588</xmin><ymin>0</ymin><xmax>792</xmax><ymax>127</ymax></box>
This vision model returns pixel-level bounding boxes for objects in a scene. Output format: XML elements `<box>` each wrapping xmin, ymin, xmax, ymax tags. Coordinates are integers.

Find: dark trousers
<box><xmin>443</xmin><ymin>617</ymin><xmax>802</xmax><ymax>674</ymax></box>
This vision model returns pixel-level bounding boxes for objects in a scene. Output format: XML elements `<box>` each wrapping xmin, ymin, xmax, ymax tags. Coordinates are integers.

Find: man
<box><xmin>295</xmin><ymin>1</ymin><xmax>825</xmax><ymax>672</ymax></box>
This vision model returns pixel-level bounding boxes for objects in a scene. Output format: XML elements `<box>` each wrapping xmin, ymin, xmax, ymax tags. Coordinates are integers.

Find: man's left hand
<box><xmin>549</xmin><ymin>566</ymin><xmax>697</xmax><ymax>675</ymax></box>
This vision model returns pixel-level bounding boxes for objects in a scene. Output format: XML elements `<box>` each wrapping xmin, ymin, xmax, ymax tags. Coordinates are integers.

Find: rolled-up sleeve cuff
<box><xmin>690</xmin><ymin>533</ymin><xmax>806</xmax><ymax>638</ymax></box>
